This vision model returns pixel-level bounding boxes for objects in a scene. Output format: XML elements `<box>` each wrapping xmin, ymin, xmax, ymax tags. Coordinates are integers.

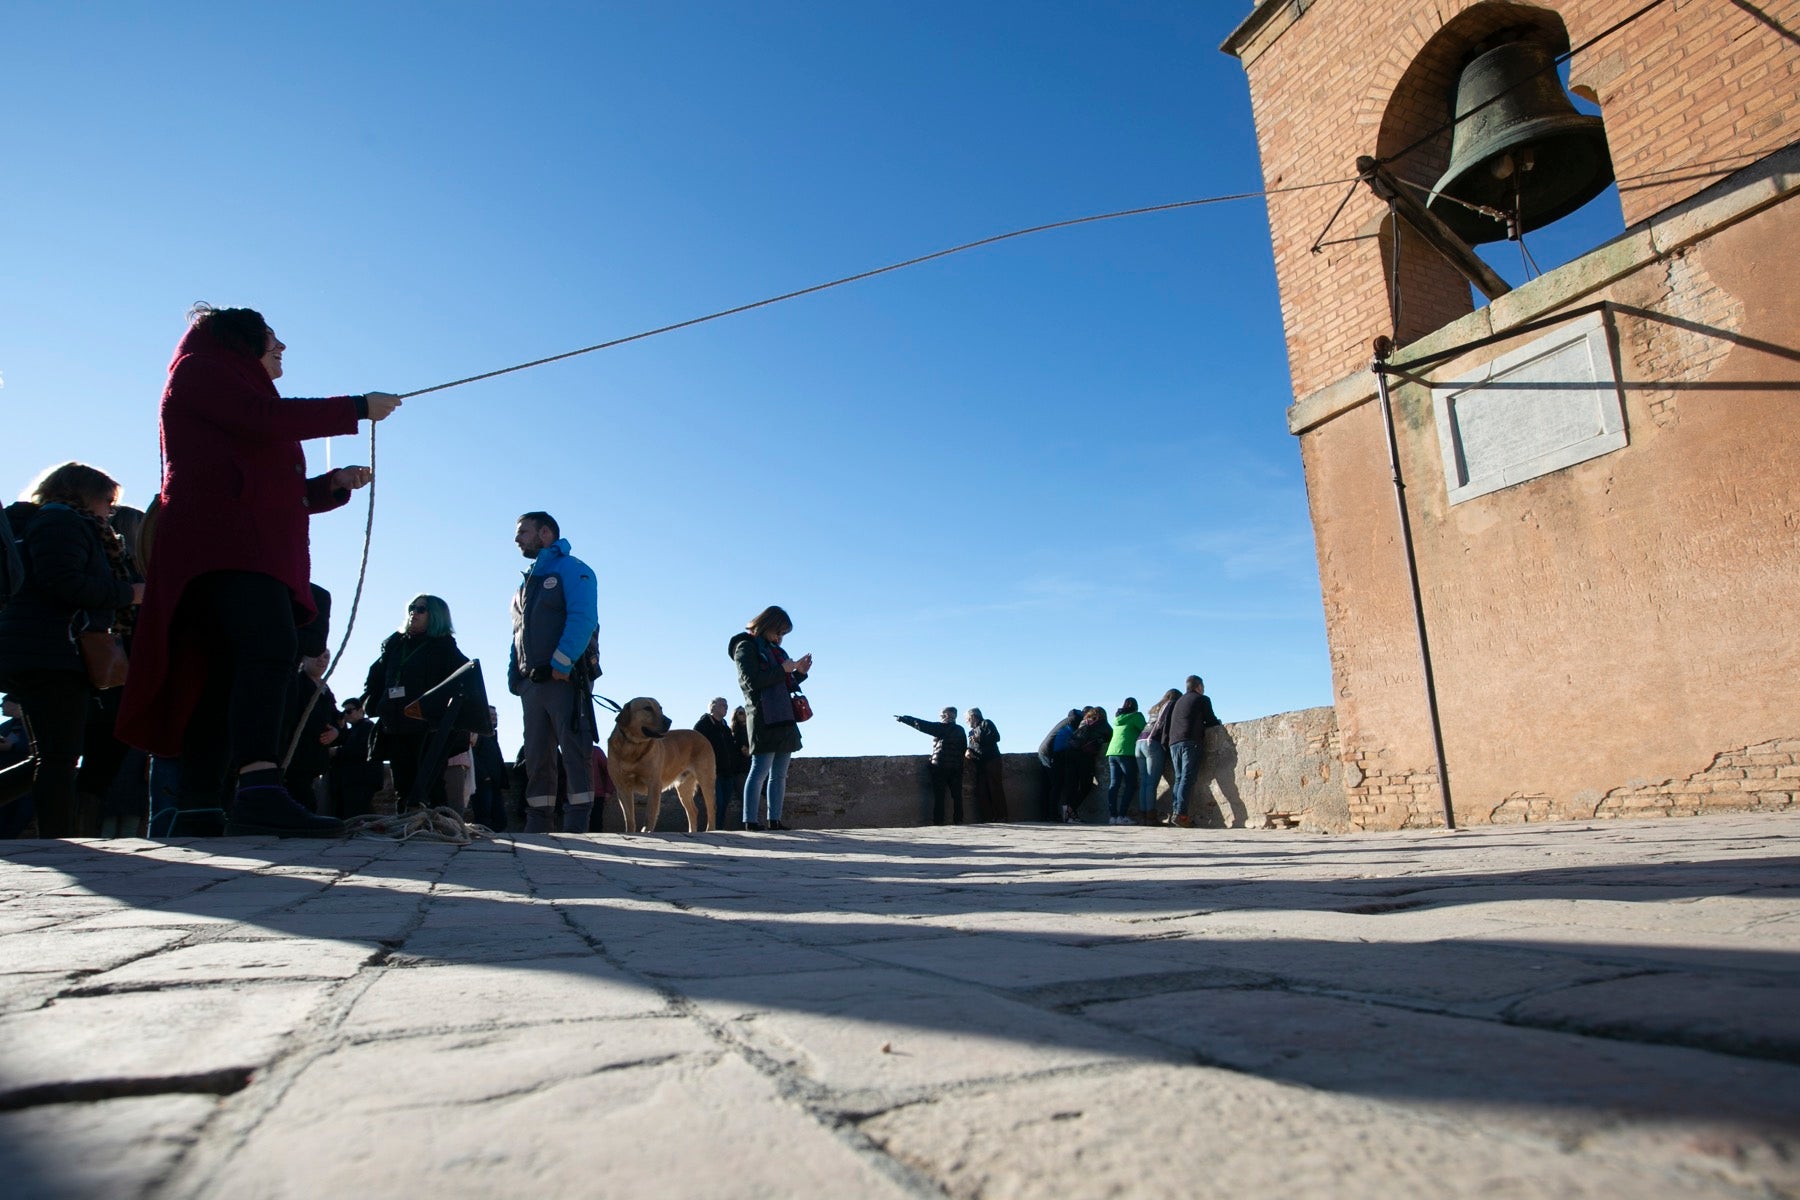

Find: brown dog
<box><xmin>607</xmin><ymin>697</ymin><xmax>719</xmax><ymax>833</ymax></box>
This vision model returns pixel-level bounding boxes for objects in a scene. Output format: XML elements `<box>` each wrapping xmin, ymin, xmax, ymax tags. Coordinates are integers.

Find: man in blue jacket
<box><xmin>508</xmin><ymin>511</ymin><xmax>599</xmax><ymax>834</ymax></box>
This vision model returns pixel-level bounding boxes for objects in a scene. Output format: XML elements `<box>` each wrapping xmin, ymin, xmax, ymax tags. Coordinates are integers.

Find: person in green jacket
<box><xmin>1105</xmin><ymin>697</ymin><xmax>1146</xmax><ymax>825</ymax></box>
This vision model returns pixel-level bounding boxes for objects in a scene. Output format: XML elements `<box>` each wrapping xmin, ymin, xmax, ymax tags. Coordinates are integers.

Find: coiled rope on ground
<box><xmin>342</xmin><ymin>805</ymin><xmax>494</xmax><ymax>845</ymax></box>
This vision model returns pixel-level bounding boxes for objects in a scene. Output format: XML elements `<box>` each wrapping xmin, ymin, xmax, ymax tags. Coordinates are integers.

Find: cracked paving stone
<box><xmin>0</xmin><ymin>1094</ymin><xmax>219</xmax><ymax>1200</ymax></box>
<box><xmin>862</xmin><ymin>1064</ymin><xmax>1778</xmax><ymax>1200</ymax></box>
<box><xmin>690</xmin><ymin>966</ymin><xmax>1181</xmax><ymax>1103</ymax></box>
<box><xmin>1506</xmin><ymin>970</ymin><xmax>1800</xmax><ymax>1062</ymax></box>
<box><xmin>0</xmin><ymin>926</ymin><xmax>190</xmax><ymax>974</ymax></box>
<box><xmin>78</xmin><ymin>938</ymin><xmax>379</xmax><ymax>988</ymax></box>
<box><xmin>1079</xmin><ymin>985</ymin><xmax>1800</xmax><ymax>1186</ymax></box>
<box><xmin>199</xmin><ymin>1021</ymin><xmax>913</xmax><ymax>1199</ymax></box>
<box><xmin>0</xmin><ymin>982</ymin><xmax>329</xmax><ymax>1096</ymax></box>
<box><xmin>348</xmin><ymin>959</ymin><xmax>668</xmax><ymax>1033</ymax></box>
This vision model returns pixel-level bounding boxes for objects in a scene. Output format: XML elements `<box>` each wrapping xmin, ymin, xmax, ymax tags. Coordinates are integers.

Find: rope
<box><xmin>279</xmin><ymin>422</ymin><xmax>377</xmax><ymax>770</ymax></box>
<box><xmin>394</xmin><ymin>178</ymin><xmax>1357</xmax><ymax>401</ymax></box>
<box><xmin>343</xmin><ymin>804</ymin><xmax>492</xmax><ymax>845</ymax></box>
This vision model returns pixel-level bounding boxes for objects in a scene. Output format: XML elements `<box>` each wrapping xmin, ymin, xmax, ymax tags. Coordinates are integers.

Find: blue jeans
<box><xmin>1169</xmin><ymin>740</ymin><xmax>1201</xmax><ymax>817</ymax></box>
<box><xmin>744</xmin><ymin>752</ymin><xmax>790</xmax><ymax>824</ymax></box>
<box><xmin>1136</xmin><ymin>741</ymin><xmax>1165</xmax><ymax>813</ymax></box>
<box><xmin>1106</xmin><ymin>756</ymin><xmax>1138</xmax><ymax>818</ymax></box>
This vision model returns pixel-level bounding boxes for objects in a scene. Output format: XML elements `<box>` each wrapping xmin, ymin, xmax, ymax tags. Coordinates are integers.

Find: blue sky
<box><xmin>3</xmin><ymin>2</ymin><xmax>1611</xmax><ymax>758</ymax></box>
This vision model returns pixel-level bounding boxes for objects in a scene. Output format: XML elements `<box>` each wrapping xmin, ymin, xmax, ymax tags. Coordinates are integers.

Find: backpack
<box><xmin>0</xmin><ymin>511</ymin><xmax>23</xmax><ymax>609</ymax></box>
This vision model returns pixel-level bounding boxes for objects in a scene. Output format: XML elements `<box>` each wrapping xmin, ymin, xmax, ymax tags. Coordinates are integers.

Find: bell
<box><xmin>1427</xmin><ymin>35</ymin><xmax>1614</xmax><ymax>244</ymax></box>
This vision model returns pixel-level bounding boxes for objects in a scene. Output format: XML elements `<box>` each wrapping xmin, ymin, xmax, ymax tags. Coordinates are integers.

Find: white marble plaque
<box><xmin>1433</xmin><ymin>311</ymin><xmax>1627</xmax><ymax>505</ymax></box>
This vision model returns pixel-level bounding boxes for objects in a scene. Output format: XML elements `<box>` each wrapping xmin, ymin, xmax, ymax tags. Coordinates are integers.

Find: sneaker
<box><xmin>1172</xmin><ymin>814</ymin><xmax>1195</xmax><ymax>829</ymax></box>
<box><xmin>767</xmin><ymin>819</ymin><xmax>789</xmax><ymax>831</ymax></box>
<box><xmin>227</xmin><ymin>785</ymin><xmax>343</xmax><ymax>838</ymax></box>
<box><xmin>743</xmin><ymin>821</ymin><xmax>765</xmax><ymax>831</ymax></box>
<box><xmin>1061</xmin><ymin>806</ymin><xmax>1076</xmax><ymax>823</ymax></box>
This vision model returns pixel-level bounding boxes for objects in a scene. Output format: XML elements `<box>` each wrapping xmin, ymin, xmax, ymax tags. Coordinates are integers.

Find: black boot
<box><xmin>227</xmin><ymin>784</ymin><xmax>342</xmax><ymax>838</ymax></box>
<box><xmin>523</xmin><ymin>805</ymin><xmax>554</xmax><ymax>834</ymax></box>
<box><xmin>561</xmin><ymin>802</ymin><xmax>592</xmax><ymax>834</ymax></box>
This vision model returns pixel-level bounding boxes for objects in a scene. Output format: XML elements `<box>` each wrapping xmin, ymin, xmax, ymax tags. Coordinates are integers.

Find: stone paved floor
<box><xmin>1</xmin><ymin>812</ymin><xmax>1798</xmax><ymax>1199</ymax></box>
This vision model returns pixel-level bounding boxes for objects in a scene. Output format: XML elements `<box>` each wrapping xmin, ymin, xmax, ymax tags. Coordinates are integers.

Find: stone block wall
<box><xmin>773</xmin><ymin>706</ymin><xmax>1351</xmax><ymax>833</ymax></box>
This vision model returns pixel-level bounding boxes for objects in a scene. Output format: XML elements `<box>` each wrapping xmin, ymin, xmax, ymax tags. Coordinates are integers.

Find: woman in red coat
<box><xmin>118</xmin><ymin>305</ymin><xmax>401</xmax><ymax>836</ymax></box>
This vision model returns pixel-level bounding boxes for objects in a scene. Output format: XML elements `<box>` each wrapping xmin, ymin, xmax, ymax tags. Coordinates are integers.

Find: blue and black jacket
<box><xmin>507</xmin><ymin>538</ymin><xmax>598</xmax><ymax>694</ymax></box>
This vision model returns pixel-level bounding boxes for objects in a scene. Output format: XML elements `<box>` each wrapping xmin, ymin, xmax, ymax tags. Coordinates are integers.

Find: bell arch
<box><xmin>1373</xmin><ymin>3</ymin><xmax>1612</xmax><ymax>340</ymax></box>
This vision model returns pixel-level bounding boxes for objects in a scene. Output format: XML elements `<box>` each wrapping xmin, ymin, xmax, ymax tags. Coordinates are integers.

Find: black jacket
<box><xmin>0</xmin><ymin>503</ymin><xmax>134</xmax><ymax>679</ymax></box>
<box><xmin>730</xmin><ymin>632</ymin><xmax>807</xmax><ymax>755</ymax></box>
<box><xmin>330</xmin><ymin>718</ymin><xmax>384</xmax><ymax>790</ymax></box>
<box><xmin>1167</xmin><ymin>691</ymin><xmax>1222</xmax><ymax>745</ymax></box>
<box><xmin>360</xmin><ymin>632</ymin><xmax>470</xmax><ymax>737</ymax></box>
<box><xmin>284</xmin><ymin>672</ymin><xmax>339</xmax><ymax>780</ymax></box>
<box><xmin>897</xmin><ymin>716</ymin><xmax>967</xmax><ymax>770</ymax></box>
<box><xmin>966</xmin><ymin>719</ymin><xmax>1001</xmax><ymax>763</ymax></box>
<box><xmin>695</xmin><ymin>713</ymin><xmax>749</xmax><ymax>776</ymax></box>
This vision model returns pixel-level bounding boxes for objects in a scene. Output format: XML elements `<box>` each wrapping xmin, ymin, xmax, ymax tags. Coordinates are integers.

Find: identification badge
<box><xmin>388</xmin><ymin>687</ymin><xmax>406</xmax><ymax>700</ymax></box>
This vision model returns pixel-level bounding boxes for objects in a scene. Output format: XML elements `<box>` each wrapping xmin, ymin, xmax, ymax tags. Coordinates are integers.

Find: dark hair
<box><xmin>517</xmin><ymin>511</ymin><xmax>560</xmax><ymax>539</ymax></box>
<box><xmin>1117</xmin><ymin>697</ymin><xmax>1138</xmax><ymax>716</ymax></box>
<box><xmin>1185</xmin><ymin>675</ymin><xmax>1203</xmax><ymax>691</ymax></box>
<box><xmin>27</xmin><ymin>462</ymin><xmax>121</xmax><ymax>510</ymax></box>
<box><xmin>188</xmin><ymin>303</ymin><xmax>271</xmax><ymax>359</ymax></box>
<box><xmin>747</xmin><ymin>605</ymin><xmax>793</xmax><ymax>639</ymax></box>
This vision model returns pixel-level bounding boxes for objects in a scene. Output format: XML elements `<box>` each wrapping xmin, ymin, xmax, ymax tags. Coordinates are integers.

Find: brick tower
<box><xmin>1223</xmin><ymin>0</ymin><xmax>1799</xmax><ymax>827</ymax></box>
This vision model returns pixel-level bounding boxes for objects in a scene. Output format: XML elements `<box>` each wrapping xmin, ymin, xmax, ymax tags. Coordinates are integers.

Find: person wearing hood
<box><xmin>508</xmin><ymin>511</ymin><xmax>599</xmax><ymax>834</ymax></box>
<box><xmin>730</xmin><ymin>605</ymin><xmax>811</xmax><ymax>831</ymax></box>
<box><xmin>116</xmin><ymin>305</ymin><xmax>400</xmax><ymax>837</ymax></box>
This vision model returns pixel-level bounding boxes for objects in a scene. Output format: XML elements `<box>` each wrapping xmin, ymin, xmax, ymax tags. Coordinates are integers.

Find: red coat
<box><xmin>117</xmin><ymin>323</ymin><xmax>361</xmax><ymax>755</ymax></box>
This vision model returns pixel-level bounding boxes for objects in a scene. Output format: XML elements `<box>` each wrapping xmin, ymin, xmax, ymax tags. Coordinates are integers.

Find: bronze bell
<box><xmin>1427</xmin><ymin>35</ymin><xmax>1614</xmax><ymax>244</ymax></box>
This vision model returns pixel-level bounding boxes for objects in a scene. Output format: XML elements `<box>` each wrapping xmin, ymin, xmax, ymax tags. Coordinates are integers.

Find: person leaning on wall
<box><xmin>1137</xmin><ymin>687</ymin><xmax>1180</xmax><ymax>825</ymax></box>
<box><xmin>0</xmin><ymin>463</ymin><xmax>143</xmax><ymax>837</ymax></box>
<box><xmin>116</xmin><ymin>304</ymin><xmax>401</xmax><ymax>838</ymax></box>
<box><xmin>1104</xmin><ymin>697</ymin><xmax>1145</xmax><ymax>825</ymax></box>
<box><xmin>964</xmin><ymin>707</ymin><xmax>1007</xmax><ymax>822</ymax></box>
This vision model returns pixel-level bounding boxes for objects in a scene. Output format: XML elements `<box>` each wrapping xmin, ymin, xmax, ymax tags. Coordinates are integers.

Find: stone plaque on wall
<box><xmin>1433</xmin><ymin>311</ymin><xmax>1627</xmax><ymax>504</ymax></box>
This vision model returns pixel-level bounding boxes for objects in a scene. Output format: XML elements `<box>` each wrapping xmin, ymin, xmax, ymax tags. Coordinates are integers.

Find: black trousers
<box><xmin>0</xmin><ymin>667</ymin><xmax>94</xmax><ymax>837</ymax></box>
<box><xmin>969</xmin><ymin>756</ymin><xmax>1008</xmax><ymax>822</ymax></box>
<box><xmin>174</xmin><ymin>571</ymin><xmax>299</xmax><ymax>811</ymax></box>
<box><xmin>929</xmin><ymin>764</ymin><xmax>964</xmax><ymax>825</ymax></box>
<box><xmin>383</xmin><ymin>729</ymin><xmax>448</xmax><ymax>809</ymax></box>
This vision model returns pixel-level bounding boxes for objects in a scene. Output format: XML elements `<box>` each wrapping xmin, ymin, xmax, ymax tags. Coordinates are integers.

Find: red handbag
<box><xmin>790</xmin><ymin>690</ymin><xmax>813</xmax><ymax>722</ymax></box>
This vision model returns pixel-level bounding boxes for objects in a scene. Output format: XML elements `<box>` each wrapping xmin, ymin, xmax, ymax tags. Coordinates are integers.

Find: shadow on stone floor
<box><xmin>1</xmin><ymin>829</ymin><xmax>1797</xmax><ymax>1177</ymax></box>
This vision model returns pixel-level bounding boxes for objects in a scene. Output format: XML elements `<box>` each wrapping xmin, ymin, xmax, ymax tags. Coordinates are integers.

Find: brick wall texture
<box><xmin>1232</xmin><ymin>0</ymin><xmax>1799</xmax><ymax>398</ymax></box>
<box><xmin>1226</xmin><ymin>0</ymin><xmax>1800</xmax><ymax>830</ymax></box>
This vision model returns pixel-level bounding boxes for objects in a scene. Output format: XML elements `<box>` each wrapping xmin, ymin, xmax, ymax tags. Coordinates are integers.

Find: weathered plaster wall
<box><xmin>1226</xmin><ymin>1</ymin><xmax>1800</xmax><ymax>829</ymax></box>
<box><xmin>1320</xmin><ymin>186</ymin><xmax>1800</xmax><ymax>829</ymax></box>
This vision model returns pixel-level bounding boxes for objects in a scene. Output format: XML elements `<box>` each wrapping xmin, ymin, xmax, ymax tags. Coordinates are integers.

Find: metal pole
<box><xmin>1371</xmin><ymin>341</ymin><xmax>1456</xmax><ymax>829</ymax></box>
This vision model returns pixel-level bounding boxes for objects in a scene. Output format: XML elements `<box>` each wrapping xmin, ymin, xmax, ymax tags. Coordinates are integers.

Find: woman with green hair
<box><xmin>357</xmin><ymin>594</ymin><xmax>469</xmax><ymax>810</ymax></box>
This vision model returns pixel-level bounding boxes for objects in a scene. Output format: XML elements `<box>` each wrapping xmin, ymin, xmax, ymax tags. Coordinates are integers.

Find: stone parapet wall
<box><xmin>775</xmin><ymin>706</ymin><xmax>1351</xmax><ymax>833</ymax></box>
